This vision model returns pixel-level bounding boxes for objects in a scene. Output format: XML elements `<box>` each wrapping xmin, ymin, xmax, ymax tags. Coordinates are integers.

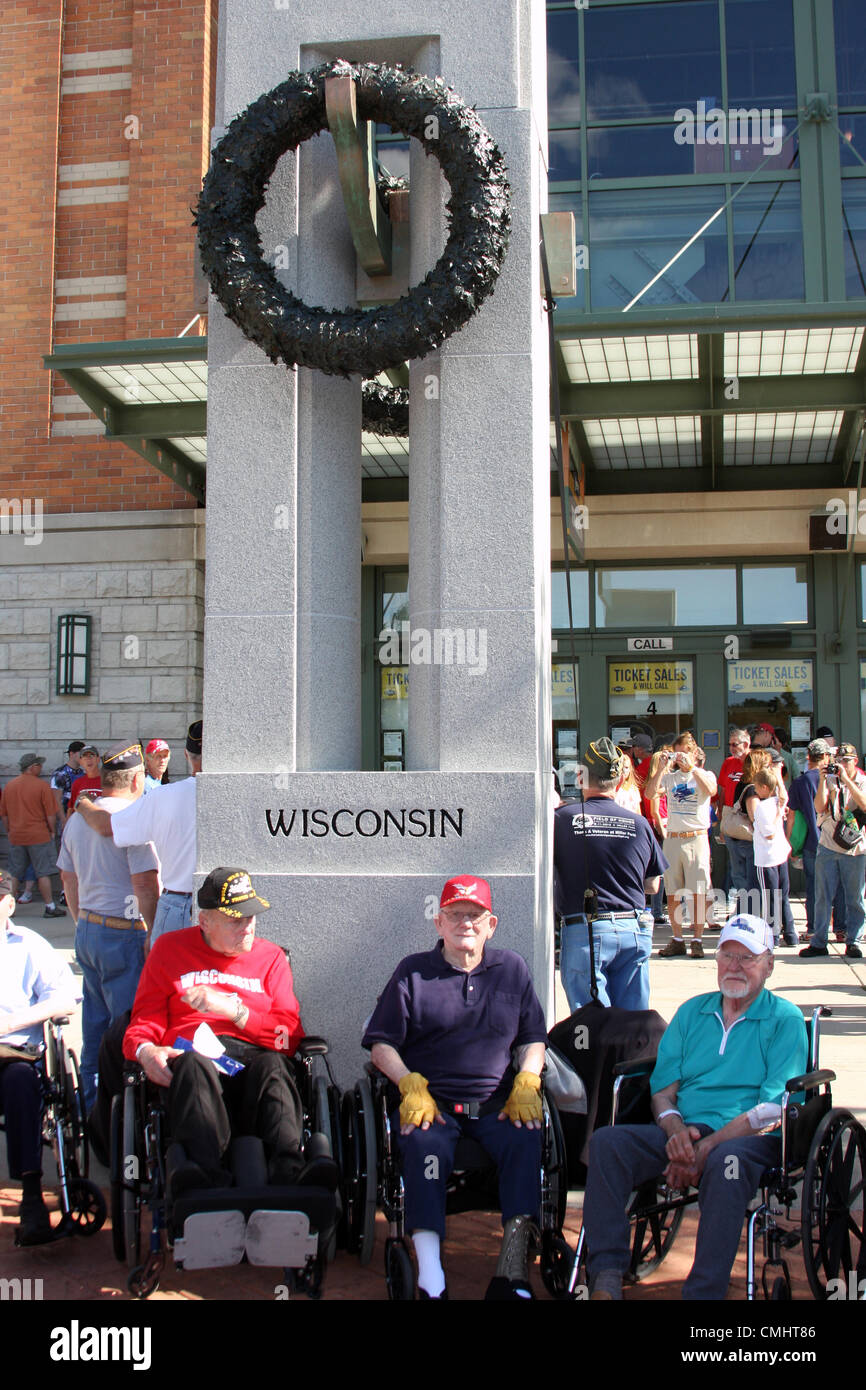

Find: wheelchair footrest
<box><xmin>245</xmin><ymin>1211</ymin><xmax>318</xmax><ymax>1267</ymax></box>
<box><xmin>174</xmin><ymin>1210</ymin><xmax>247</xmax><ymax>1269</ymax></box>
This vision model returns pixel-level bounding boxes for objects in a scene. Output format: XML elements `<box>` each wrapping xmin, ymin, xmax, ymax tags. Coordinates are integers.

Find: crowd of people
<box><xmin>0</xmin><ymin>715</ymin><xmax>859</xmax><ymax>1300</ymax></box>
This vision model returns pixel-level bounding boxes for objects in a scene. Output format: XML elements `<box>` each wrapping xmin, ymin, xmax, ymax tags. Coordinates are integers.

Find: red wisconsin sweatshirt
<box><xmin>123</xmin><ymin>926</ymin><xmax>304</xmax><ymax>1059</ymax></box>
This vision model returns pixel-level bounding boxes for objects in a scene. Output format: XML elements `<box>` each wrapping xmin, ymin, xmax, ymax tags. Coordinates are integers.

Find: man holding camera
<box><xmin>800</xmin><ymin>741</ymin><xmax>866</xmax><ymax>959</ymax></box>
<box><xmin>644</xmin><ymin>734</ymin><xmax>717</xmax><ymax>959</ymax></box>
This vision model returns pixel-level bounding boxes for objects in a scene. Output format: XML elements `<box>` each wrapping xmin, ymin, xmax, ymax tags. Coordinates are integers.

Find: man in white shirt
<box><xmin>645</xmin><ymin>733</ymin><xmax>717</xmax><ymax>959</ymax></box>
<box><xmin>76</xmin><ymin>719</ymin><xmax>201</xmax><ymax>945</ymax></box>
<box><xmin>801</xmin><ymin>741</ymin><xmax>866</xmax><ymax>960</ymax></box>
<box><xmin>0</xmin><ymin>869</ymin><xmax>81</xmax><ymax>1244</ymax></box>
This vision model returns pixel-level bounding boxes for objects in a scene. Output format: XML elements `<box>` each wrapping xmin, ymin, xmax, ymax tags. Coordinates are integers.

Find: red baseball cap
<box><xmin>756</xmin><ymin>723</ymin><xmax>775</xmax><ymax>735</ymax></box>
<box><xmin>439</xmin><ymin>875</ymin><xmax>493</xmax><ymax>912</ymax></box>
<box><xmin>145</xmin><ymin>739</ymin><xmax>170</xmax><ymax>755</ymax></box>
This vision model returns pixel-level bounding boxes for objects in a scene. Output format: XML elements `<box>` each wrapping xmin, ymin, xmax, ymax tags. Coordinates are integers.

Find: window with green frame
<box><xmin>547</xmin><ymin>0</ymin><xmax>805</xmax><ymax>311</ymax></box>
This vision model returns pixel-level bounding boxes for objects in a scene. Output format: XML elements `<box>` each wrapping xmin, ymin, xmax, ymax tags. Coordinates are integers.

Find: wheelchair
<box><xmin>565</xmin><ymin>1006</ymin><xmax>866</xmax><ymax>1300</ymax></box>
<box><xmin>109</xmin><ymin>1036</ymin><xmax>343</xmax><ymax>1298</ymax></box>
<box><xmin>340</xmin><ymin>1067</ymin><xmax>570</xmax><ymax>1299</ymax></box>
<box><xmin>0</xmin><ymin>1016</ymin><xmax>106</xmax><ymax>1241</ymax></box>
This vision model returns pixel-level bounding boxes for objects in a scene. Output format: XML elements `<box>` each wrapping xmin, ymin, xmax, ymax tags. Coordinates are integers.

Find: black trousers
<box><xmin>0</xmin><ymin>1060</ymin><xmax>43</xmax><ymax>1178</ymax></box>
<box><xmin>166</xmin><ymin>1041</ymin><xmax>304</xmax><ymax>1178</ymax></box>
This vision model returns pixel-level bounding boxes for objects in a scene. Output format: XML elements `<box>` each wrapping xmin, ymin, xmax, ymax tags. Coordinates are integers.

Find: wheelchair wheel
<box><xmin>112</xmin><ymin>1085</ymin><xmax>143</xmax><ymax>1269</ymax></box>
<box><xmin>801</xmin><ymin>1107</ymin><xmax>866</xmax><ymax>1300</ymax></box>
<box><xmin>61</xmin><ymin>1045</ymin><xmax>89</xmax><ymax>1180</ymax></box>
<box><xmin>341</xmin><ymin>1077</ymin><xmax>377</xmax><ymax>1266</ymax></box>
<box><xmin>540</xmin><ymin>1231</ymin><xmax>575</xmax><ymax>1300</ymax></box>
<box><xmin>627</xmin><ymin>1181</ymin><xmax>685</xmax><ymax>1281</ymax></box>
<box><xmin>385</xmin><ymin>1237</ymin><xmax>416</xmax><ymax>1300</ymax></box>
<box><xmin>541</xmin><ymin>1097</ymin><xmax>569</xmax><ymax>1235</ymax></box>
<box><xmin>66</xmin><ymin>1178</ymin><xmax>107</xmax><ymax>1234</ymax></box>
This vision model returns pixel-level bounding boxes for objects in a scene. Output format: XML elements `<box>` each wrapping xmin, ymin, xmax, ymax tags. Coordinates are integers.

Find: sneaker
<box><xmin>799</xmin><ymin>945</ymin><xmax>829</xmax><ymax>958</ymax></box>
<box><xmin>782</xmin><ymin>935</ymin><xmax>799</xmax><ymax>947</ymax></box>
<box><xmin>15</xmin><ymin>1196</ymin><xmax>55</xmax><ymax>1247</ymax></box>
<box><xmin>658</xmin><ymin>938</ymin><xmax>686</xmax><ymax>957</ymax></box>
<box><xmin>653</xmin><ymin>915</ymin><xmax>670</xmax><ymax>926</ymax></box>
<box><xmin>17</xmin><ymin>890</ymin><xmax>33</xmax><ymax>904</ymax></box>
<box><xmin>690</xmin><ymin>940</ymin><xmax>704</xmax><ymax>958</ymax></box>
<box><xmin>58</xmin><ymin>891</ymin><xmax>67</xmax><ymax>906</ymax></box>
<box><xmin>43</xmin><ymin>905</ymin><xmax>66</xmax><ymax>918</ymax></box>
<box><xmin>846</xmin><ymin>943</ymin><xmax>863</xmax><ymax>959</ymax></box>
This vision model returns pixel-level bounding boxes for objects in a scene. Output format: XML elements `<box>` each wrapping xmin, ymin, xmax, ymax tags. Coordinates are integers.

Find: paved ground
<box><xmin>1</xmin><ymin>890</ymin><xmax>863</xmax><ymax>1303</ymax></box>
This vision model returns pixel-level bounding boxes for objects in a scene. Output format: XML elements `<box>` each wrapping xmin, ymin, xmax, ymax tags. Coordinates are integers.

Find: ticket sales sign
<box><xmin>609</xmin><ymin>662</ymin><xmax>693</xmax><ymax>699</ymax></box>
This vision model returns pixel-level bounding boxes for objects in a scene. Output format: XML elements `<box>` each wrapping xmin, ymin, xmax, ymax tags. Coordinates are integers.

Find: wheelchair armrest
<box><xmin>785</xmin><ymin>1068</ymin><xmax>835</xmax><ymax>1093</ymax></box>
<box><xmin>49</xmin><ymin>1015</ymin><xmax>71</xmax><ymax>1026</ymax></box>
<box><xmin>294</xmin><ymin>1036</ymin><xmax>329</xmax><ymax>1057</ymax></box>
<box><xmin>612</xmin><ymin>1058</ymin><xmax>656</xmax><ymax>1079</ymax></box>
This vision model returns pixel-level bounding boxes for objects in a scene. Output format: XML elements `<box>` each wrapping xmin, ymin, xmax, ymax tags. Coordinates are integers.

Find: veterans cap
<box><xmin>80</xmin><ymin>744</ymin><xmax>99</xmax><ymax>757</ymax></box>
<box><xmin>197</xmin><ymin>868</ymin><xmax>271</xmax><ymax>918</ymax></box>
<box><xmin>102</xmin><ymin>741</ymin><xmax>144</xmax><ymax>771</ymax></box>
<box><xmin>837</xmin><ymin>743</ymin><xmax>858</xmax><ymax>760</ymax></box>
<box><xmin>808</xmin><ymin>738</ymin><xmax>831</xmax><ymax>757</ymax></box>
<box><xmin>145</xmin><ymin>739</ymin><xmax>170</xmax><ymax>755</ymax></box>
<box><xmin>439</xmin><ymin>875</ymin><xmax>493</xmax><ymax>913</ymax></box>
<box><xmin>19</xmin><ymin>753</ymin><xmax>44</xmax><ymax>771</ymax></box>
<box><xmin>718</xmin><ymin>914</ymin><xmax>774</xmax><ymax>955</ymax></box>
<box><xmin>584</xmin><ymin>736</ymin><xmax>625</xmax><ymax>780</ymax></box>
<box><xmin>186</xmin><ymin>719</ymin><xmax>203</xmax><ymax>755</ymax></box>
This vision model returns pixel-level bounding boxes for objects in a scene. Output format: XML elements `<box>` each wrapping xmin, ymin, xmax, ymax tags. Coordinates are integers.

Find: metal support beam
<box><xmin>102</xmin><ymin>401</ymin><xmax>207</xmax><ymax>439</ymax></box>
<box><xmin>560</xmin><ymin>371</ymin><xmax>866</xmax><ymax>420</ymax></box>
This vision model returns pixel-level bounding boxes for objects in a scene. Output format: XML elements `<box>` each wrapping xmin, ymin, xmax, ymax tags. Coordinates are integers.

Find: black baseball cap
<box><xmin>102</xmin><ymin>741</ymin><xmax>144</xmax><ymax>771</ymax></box>
<box><xmin>197</xmin><ymin>868</ymin><xmax>270</xmax><ymax>919</ymax></box>
<box><xmin>67</xmin><ymin>741</ymin><xmax>86</xmax><ymax>755</ymax></box>
<box><xmin>585</xmin><ymin>737</ymin><xmax>625</xmax><ymax>780</ymax></box>
<box><xmin>186</xmin><ymin>719</ymin><xmax>203</xmax><ymax>755</ymax></box>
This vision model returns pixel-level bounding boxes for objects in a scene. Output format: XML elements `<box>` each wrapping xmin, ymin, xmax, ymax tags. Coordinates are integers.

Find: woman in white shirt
<box><xmin>750</xmin><ymin>767</ymin><xmax>791</xmax><ymax>943</ymax></box>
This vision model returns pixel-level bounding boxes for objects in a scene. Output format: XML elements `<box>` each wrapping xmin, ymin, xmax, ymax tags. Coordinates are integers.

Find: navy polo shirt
<box><xmin>362</xmin><ymin>943</ymin><xmax>547</xmax><ymax>1104</ymax></box>
<box><xmin>553</xmin><ymin>796</ymin><xmax>668</xmax><ymax>917</ymax></box>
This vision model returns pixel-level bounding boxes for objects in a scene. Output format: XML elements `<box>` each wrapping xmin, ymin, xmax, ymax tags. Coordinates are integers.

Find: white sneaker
<box><xmin>17</xmin><ymin>890</ymin><xmax>33</xmax><ymax>904</ymax></box>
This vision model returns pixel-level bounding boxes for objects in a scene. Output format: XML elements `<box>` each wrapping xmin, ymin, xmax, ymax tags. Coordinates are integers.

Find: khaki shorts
<box><xmin>663</xmin><ymin>833</ymin><xmax>712</xmax><ymax>896</ymax></box>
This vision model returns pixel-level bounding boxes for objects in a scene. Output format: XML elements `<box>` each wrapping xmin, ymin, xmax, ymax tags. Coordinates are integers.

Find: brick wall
<box><xmin>0</xmin><ymin>0</ymin><xmax>217</xmax><ymax>515</ymax></box>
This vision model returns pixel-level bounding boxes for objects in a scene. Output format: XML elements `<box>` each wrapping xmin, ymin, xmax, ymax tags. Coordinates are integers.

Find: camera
<box><xmin>826</xmin><ymin>762</ymin><xmax>839</xmax><ymax>776</ymax></box>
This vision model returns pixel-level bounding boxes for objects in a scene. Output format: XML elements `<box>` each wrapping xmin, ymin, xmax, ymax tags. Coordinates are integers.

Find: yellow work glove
<box><xmin>398</xmin><ymin>1072</ymin><xmax>440</xmax><ymax>1128</ymax></box>
<box><xmin>501</xmin><ymin>1070</ymin><xmax>543</xmax><ymax>1125</ymax></box>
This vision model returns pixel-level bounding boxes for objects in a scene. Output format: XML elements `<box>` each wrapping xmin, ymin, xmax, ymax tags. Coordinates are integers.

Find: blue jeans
<box><xmin>812</xmin><ymin>846</ymin><xmax>866</xmax><ymax>948</ymax></box>
<box><xmin>151</xmin><ymin>891</ymin><xmax>193</xmax><ymax>944</ymax></box>
<box><xmin>74</xmin><ymin>917</ymin><xmax>146</xmax><ymax>1111</ymax></box>
<box><xmin>560</xmin><ymin>915</ymin><xmax>651</xmax><ymax>1012</ymax></box>
<box><xmin>584</xmin><ymin>1122</ymin><xmax>781</xmax><ymax>1299</ymax></box>
<box><xmin>723</xmin><ymin>835</ymin><xmax>753</xmax><ymax>895</ymax></box>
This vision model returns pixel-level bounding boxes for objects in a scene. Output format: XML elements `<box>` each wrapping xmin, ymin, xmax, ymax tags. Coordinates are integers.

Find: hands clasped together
<box><xmin>663</xmin><ymin>1123</ymin><xmax>713</xmax><ymax>1190</ymax></box>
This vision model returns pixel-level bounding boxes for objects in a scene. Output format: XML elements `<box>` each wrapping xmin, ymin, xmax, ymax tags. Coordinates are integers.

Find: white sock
<box><xmin>412</xmin><ymin>1230</ymin><xmax>445</xmax><ymax>1297</ymax></box>
<box><xmin>47</xmin><ymin>902</ymin><xmax>56</xmax><ymax>911</ymax></box>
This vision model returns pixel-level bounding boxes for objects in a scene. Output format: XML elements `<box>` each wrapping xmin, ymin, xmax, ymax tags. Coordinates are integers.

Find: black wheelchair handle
<box><xmin>50</xmin><ymin>1016</ymin><xmax>71</xmax><ymax>1026</ymax></box>
<box><xmin>785</xmin><ymin>1068</ymin><xmax>835</xmax><ymax>1092</ymax></box>
<box><xmin>611</xmin><ymin>1057</ymin><xmax>657</xmax><ymax>1079</ymax></box>
<box><xmin>295</xmin><ymin>1036</ymin><xmax>329</xmax><ymax>1057</ymax></box>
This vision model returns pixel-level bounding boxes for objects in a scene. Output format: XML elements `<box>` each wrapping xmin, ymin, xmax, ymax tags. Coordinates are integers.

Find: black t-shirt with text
<box><xmin>553</xmin><ymin>796</ymin><xmax>668</xmax><ymax>916</ymax></box>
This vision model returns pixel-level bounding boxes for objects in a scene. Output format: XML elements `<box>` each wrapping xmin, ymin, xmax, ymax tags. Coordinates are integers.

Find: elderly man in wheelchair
<box><xmin>111</xmin><ymin>867</ymin><xmax>338</xmax><ymax>1295</ymax></box>
<box><xmin>363</xmin><ymin>874</ymin><xmax>548</xmax><ymax>1301</ymax></box>
<box><xmin>582</xmin><ymin>913</ymin><xmax>809</xmax><ymax>1300</ymax></box>
<box><xmin>0</xmin><ymin>868</ymin><xmax>84</xmax><ymax>1245</ymax></box>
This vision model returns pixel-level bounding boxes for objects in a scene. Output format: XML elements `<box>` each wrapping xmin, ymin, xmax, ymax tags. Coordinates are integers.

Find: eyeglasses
<box><xmin>439</xmin><ymin>908</ymin><xmax>490</xmax><ymax>925</ymax></box>
<box><xmin>717</xmin><ymin>950</ymin><xmax>768</xmax><ymax>968</ymax></box>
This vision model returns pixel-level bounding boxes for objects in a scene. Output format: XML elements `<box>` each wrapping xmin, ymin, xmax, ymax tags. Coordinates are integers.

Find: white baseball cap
<box><xmin>718</xmin><ymin>914</ymin><xmax>774</xmax><ymax>955</ymax></box>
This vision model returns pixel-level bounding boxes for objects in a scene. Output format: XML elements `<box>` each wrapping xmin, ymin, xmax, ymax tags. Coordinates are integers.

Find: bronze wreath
<box><xmin>195</xmin><ymin>59</ymin><xmax>511</xmax><ymax>378</ymax></box>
